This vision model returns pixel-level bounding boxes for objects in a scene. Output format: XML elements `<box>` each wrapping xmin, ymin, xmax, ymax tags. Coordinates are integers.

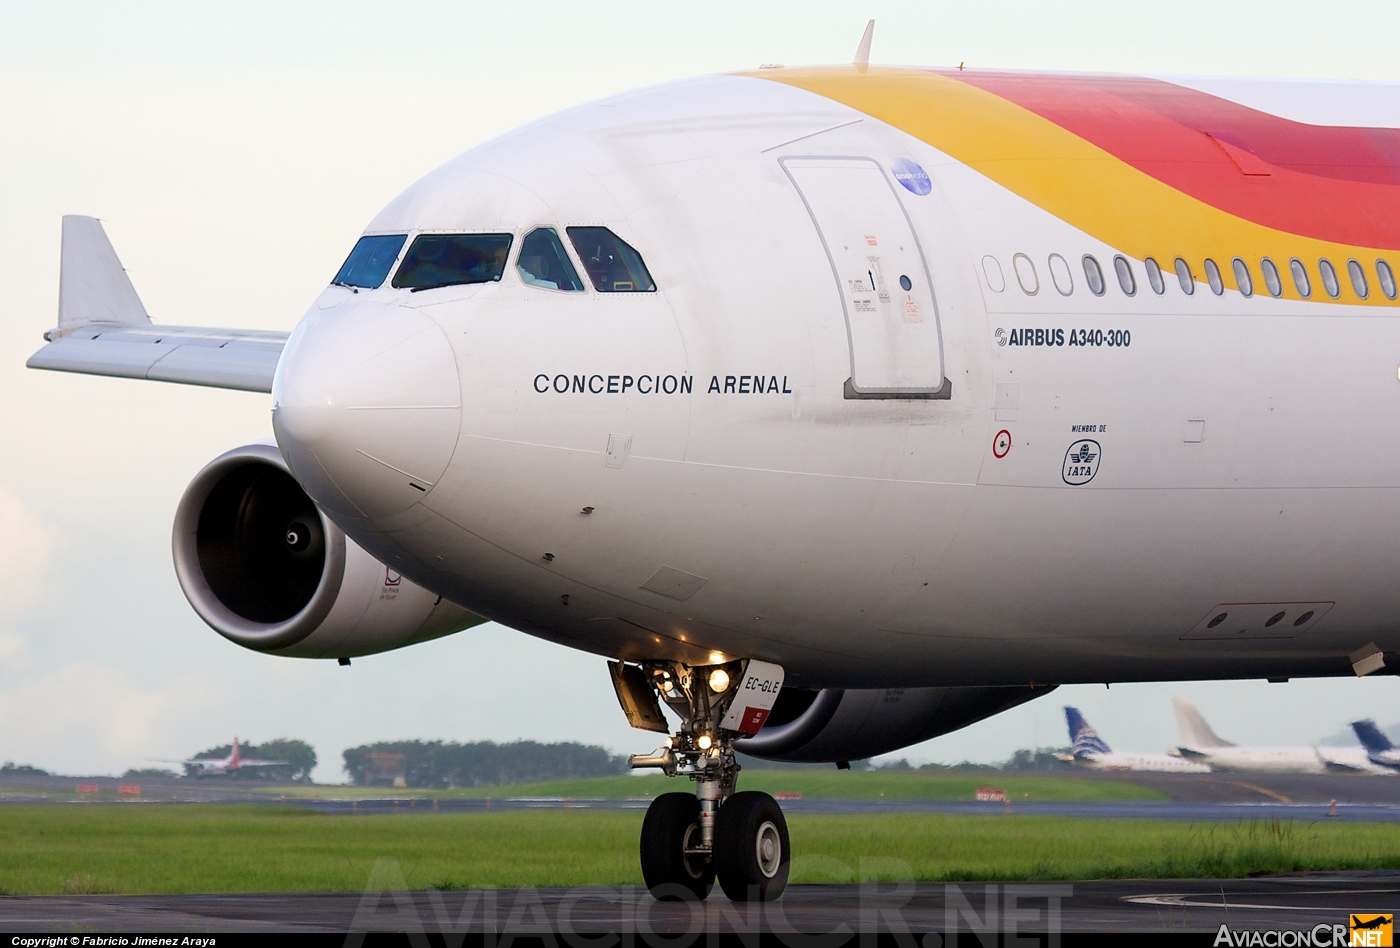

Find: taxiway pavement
<box><xmin>0</xmin><ymin>875</ymin><xmax>1396</xmax><ymax>933</ymax></box>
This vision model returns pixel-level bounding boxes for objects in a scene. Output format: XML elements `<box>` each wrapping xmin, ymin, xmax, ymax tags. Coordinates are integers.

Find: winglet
<box><xmin>58</xmin><ymin>215</ymin><xmax>150</xmax><ymax>328</ymax></box>
<box><xmin>852</xmin><ymin>20</ymin><xmax>874</xmax><ymax>68</ymax></box>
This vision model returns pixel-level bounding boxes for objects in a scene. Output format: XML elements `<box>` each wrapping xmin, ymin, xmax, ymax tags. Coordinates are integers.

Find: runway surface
<box><xmin>7</xmin><ymin>770</ymin><xmax>1400</xmax><ymax>806</ymax></box>
<box><xmin>6</xmin><ymin>792</ymin><xmax>1400</xmax><ymax>823</ymax></box>
<box><xmin>2</xmin><ymin>875</ymin><xmax>1397</xmax><ymax>933</ymax></box>
<box><xmin>147</xmin><ymin>794</ymin><xmax>1400</xmax><ymax>823</ymax></box>
<box><xmin>303</xmin><ymin>796</ymin><xmax>1400</xmax><ymax>822</ymax></box>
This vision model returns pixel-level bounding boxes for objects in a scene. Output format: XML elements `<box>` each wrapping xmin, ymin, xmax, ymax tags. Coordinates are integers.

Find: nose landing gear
<box><xmin>609</xmin><ymin>658</ymin><xmax>789</xmax><ymax>902</ymax></box>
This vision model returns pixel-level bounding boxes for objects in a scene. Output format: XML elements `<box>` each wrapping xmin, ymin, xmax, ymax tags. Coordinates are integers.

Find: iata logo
<box><xmin>1351</xmin><ymin>915</ymin><xmax>1393</xmax><ymax>947</ymax></box>
<box><xmin>1062</xmin><ymin>440</ymin><xmax>1100</xmax><ymax>485</ymax></box>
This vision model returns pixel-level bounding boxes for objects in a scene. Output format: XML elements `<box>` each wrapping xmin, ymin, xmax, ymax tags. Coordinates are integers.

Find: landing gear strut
<box><xmin>610</xmin><ymin>659</ymin><xmax>789</xmax><ymax>902</ymax></box>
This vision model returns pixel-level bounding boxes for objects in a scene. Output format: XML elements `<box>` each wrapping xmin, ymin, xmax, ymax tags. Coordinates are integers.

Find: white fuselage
<box><xmin>269</xmin><ymin>73</ymin><xmax>1400</xmax><ymax>691</ymax></box>
<box><xmin>1180</xmin><ymin>745</ymin><xmax>1393</xmax><ymax>775</ymax></box>
<box><xmin>1075</xmin><ymin>753</ymin><xmax>1210</xmax><ymax>774</ymax></box>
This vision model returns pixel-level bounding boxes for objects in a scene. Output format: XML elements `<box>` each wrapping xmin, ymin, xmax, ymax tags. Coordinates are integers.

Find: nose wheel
<box><xmin>639</xmin><ymin>792</ymin><xmax>714</xmax><ymax>900</ymax></box>
<box><xmin>640</xmin><ymin>789</ymin><xmax>790</xmax><ymax>902</ymax></box>
<box><xmin>714</xmin><ymin>791</ymin><xmax>790</xmax><ymax>902</ymax></box>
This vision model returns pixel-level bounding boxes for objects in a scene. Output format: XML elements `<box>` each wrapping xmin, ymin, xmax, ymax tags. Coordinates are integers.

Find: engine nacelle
<box><xmin>736</xmin><ymin>684</ymin><xmax>1055</xmax><ymax>763</ymax></box>
<box><xmin>172</xmin><ymin>443</ymin><xmax>485</xmax><ymax>658</ymax></box>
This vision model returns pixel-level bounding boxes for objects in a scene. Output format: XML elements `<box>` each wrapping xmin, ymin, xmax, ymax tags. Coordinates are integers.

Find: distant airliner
<box><xmin>1061</xmin><ymin>707</ymin><xmax>1209</xmax><ymax>773</ymax></box>
<box><xmin>154</xmin><ymin>738</ymin><xmax>288</xmax><ymax>777</ymax></box>
<box><xmin>26</xmin><ymin>19</ymin><xmax>1400</xmax><ymax>901</ymax></box>
<box><xmin>1171</xmin><ymin>697</ymin><xmax>1388</xmax><ymax>774</ymax></box>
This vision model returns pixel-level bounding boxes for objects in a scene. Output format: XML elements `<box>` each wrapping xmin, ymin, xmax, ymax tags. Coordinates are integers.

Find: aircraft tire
<box><xmin>640</xmin><ymin>792</ymin><xmax>713</xmax><ymax>901</ymax></box>
<box><xmin>714</xmin><ymin>790</ymin><xmax>790</xmax><ymax>902</ymax></box>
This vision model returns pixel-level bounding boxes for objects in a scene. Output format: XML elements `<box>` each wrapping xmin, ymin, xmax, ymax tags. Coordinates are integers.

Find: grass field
<box><xmin>3</xmin><ymin>805</ymin><xmax>1399</xmax><ymax>895</ymax></box>
<box><xmin>249</xmin><ymin>771</ymin><xmax>1166</xmax><ymax>803</ymax></box>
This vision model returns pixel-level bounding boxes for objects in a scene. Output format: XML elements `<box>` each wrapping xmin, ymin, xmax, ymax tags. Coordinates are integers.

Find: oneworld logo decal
<box><xmin>891</xmin><ymin>158</ymin><xmax>932</xmax><ymax>196</ymax></box>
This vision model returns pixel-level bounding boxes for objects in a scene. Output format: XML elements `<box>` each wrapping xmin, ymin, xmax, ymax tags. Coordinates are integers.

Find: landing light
<box><xmin>697</xmin><ymin>735</ymin><xmax>713</xmax><ymax>750</ymax></box>
<box><xmin>709</xmin><ymin>669</ymin><xmax>730</xmax><ymax>693</ymax></box>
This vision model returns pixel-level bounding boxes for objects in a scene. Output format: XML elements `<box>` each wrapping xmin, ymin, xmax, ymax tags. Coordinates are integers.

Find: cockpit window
<box><xmin>566</xmin><ymin>226</ymin><xmax>656</xmax><ymax>292</ymax></box>
<box><xmin>517</xmin><ymin>228</ymin><xmax>584</xmax><ymax>291</ymax></box>
<box><xmin>332</xmin><ymin>234</ymin><xmax>407</xmax><ymax>289</ymax></box>
<box><xmin>392</xmin><ymin>233</ymin><xmax>513</xmax><ymax>291</ymax></box>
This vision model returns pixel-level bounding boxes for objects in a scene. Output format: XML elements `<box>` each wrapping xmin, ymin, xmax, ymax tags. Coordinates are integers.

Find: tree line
<box><xmin>342</xmin><ymin>740</ymin><xmax>628</xmax><ymax>788</ymax></box>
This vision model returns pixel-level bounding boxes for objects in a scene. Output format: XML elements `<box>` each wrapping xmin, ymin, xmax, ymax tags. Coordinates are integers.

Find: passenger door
<box><xmin>781</xmin><ymin>156</ymin><xmax>945</xmax><ymax>397</ymax></box>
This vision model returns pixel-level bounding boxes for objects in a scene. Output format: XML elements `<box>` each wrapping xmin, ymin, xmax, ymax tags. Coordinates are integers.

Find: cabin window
<box><xmin>1348</xmin><ymin>259</ymin><xmax>1369</xmax><ymax>299</ymax></box>
<box><xmin>392</xmin><ymin>233</ymin><xmax>513</xmax><ymax>291</ymax></box>
<box><xmin>1174</xmin><ymin>258</ymin><xmax>1195</xmax><ymax>295</ymax></box>
<box><xmin>1012</xmin><ymin>253</ymin><xmax>1039</xmax><ymax>294</ymax></box>
<box><xmin>981</xmin><ymin>255</ymin><xmax>1005</xmax><ymax>292</ymax></box>
<box><xmin>1261</xmin><ymin>258</ymin><xmax>1283</xmax><ymax>298</ymax></box>
<box><xmin>1082</xmin><ymin>255</ymin><xmax>1105</xmax><ymax>296</ymax></box>
<box><xmin>1048</xmin><ymin>253</ymin><xmax>1074</xmax><ymax>296</ymax></box>
<box><xmin>1145</xmin><ymin>257</ymin><xmax>1166</xmax><ymax>295</ymax></box>
<box><xmin>1204</xmin><ymin>259</ymin><xmax>1224</xmax><ymax>296</ymax></box>
<box><xmin>1290</xmin><ymin>258</ymin><xmax>1312</xmax><ymax>298</ymax></box>
<box><xmin>1113</xmin><ymin>256</ymin><xmax>1136</xmax><ymax>296</ymax></box>
<box><xmin>1318</xmin><ymin>259</ymin><xmax>1341</xmax><ymax>299</ymax></box>
<box><xmin>1378</xmin><ymin>260</ymin><xmax>1398</xmax><ymax>300</ymax></box>
<box><xmin>516</xmin><ymin>228</ymin><xmax>584</xmax><ymax>291</ymax></box>
<box><xmin>332</xmin><ymin>234</ymin><xmax>407</xmax><ymax>289</ymax></box>
<box><xmin>566</xmin><ymin>227</ymin><xmax>656</xmax><ymax>292</ymax></box>
<box><xmin>1231</xmin><ymin>258</ymin><xmax>1253</xmax><ymax>298</ymax></box>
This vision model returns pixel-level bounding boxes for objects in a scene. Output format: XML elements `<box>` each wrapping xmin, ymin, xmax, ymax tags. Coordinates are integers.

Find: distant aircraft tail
<box><xmin>1064</xmin><ymin>706</ymin><xmax>1111</xmax><ymax>756</ymax></box>
<box><xmin>231</xmin><ymin>737</ymin><xmax>241</xmax><ymax>768</ymax></box>
<box><xmin>1172</xmin><ymin>696</ymin><xmax>1235</xmax><ymax>749</ymax></box>
<box><xmin>1353</xmin><ymin>719</ymin><xmax>1396</xmax><ymax>755</ymax></box>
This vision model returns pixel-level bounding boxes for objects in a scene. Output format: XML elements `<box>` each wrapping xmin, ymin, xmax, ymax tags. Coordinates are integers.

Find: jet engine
<box><xmin>736</xmin><ymin>684</ymin><xmax>1055</xmax><ymax>763</ymax></box>
<box><xmin>171</xmin><ymin>443</ymin><xmax>484</xmax><ymax>658</ymax></box>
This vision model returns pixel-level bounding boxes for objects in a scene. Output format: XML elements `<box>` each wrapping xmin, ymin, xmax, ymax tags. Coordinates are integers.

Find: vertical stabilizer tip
<box><xmin>853</xmin><ymin>19</ymin><xmax>874</xmax><ymax>67</ymax></box>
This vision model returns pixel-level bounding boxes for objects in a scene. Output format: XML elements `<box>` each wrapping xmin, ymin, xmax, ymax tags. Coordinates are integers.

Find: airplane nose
<box><xmin>272</xmin><ymin>300</ymin><xmax>461</xmax><ymax>521</ymax></box>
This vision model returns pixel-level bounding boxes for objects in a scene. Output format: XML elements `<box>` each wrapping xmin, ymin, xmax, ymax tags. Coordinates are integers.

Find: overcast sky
<box><xmin>5</xmin><ymin>1</ymin><xmax>1400</xmax><ymax>782</ymax></box>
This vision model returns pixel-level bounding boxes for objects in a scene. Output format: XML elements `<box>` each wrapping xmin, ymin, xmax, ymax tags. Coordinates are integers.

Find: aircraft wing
<box><xmin>149</xmin><ymin>758</ymin><xmax>213</xmax><ymax>766</ymax></box>
<box><xmin>25</xmin><ymin>216</ymin><xmax>289</xmax><ymax>394</ymax></box>
<box><xmin>234</xmin><ymin>759</ymin><xmax>290</xmax><ymax>767</ymax></box>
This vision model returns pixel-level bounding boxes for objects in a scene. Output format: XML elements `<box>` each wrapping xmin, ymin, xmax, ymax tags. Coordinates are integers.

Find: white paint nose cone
<box><xmin>273</xmin><ymin>300</ymin><xmax>461</xmax><ymax>521</ymax></box>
